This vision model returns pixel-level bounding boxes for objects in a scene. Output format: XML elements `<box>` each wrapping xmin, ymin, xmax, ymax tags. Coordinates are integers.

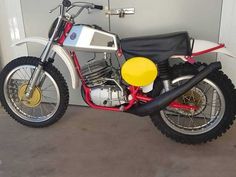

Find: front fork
<box><xmin>24</xmin><ymin>40</ymin><xmax>53</xmax><ymax>98</ymax></box>
<box><xmin>25</xmin><ymin>65</ymin><xmax>43</xmax><ymax>98</ymax></box>
<box><xmin>24</xmin><ymin>16</ymin><xmax>64</xmax><ymax>99</ymax></box>
<box><xmin>25</xmin><ymin>51</ymin><xmax>56</xmax><ymax>98</ymax></box>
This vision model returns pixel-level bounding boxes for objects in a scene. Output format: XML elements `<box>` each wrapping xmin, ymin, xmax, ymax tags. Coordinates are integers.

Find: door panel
<box><xmin>109</xmin><ymin>0</ymin><xmax>222</xmax><ymax>63</ymax></box>
<box><xmin>109</xmin><ymin>0</ymin><xmax>222</xmax><ymax>40</ymax></box>
<box><xmin>219</xmin><ymin>0</ymin><xmax>236</xmax><ymax>85</ymax></box>
<box><xmin>0</xmin><ymin>0</ymin><xmax>28</xmax><ymax>67</ymax></box>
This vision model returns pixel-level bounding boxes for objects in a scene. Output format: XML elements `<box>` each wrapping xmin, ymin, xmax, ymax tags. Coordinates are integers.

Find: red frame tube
<box><xmin>72</xmin><ymin>52</ymin><xmax>141</xmax><ymax>111</ymax></box>
<box><xmin>185</xmin><ymin>43</ymin><xmax>225</xmax><ymax>64</ymax></box>
<box><xmin>72</xmin><ymin>51</ymin><xmax>198</xmax><ymax>112</ymax></box>
<box><xmin>59</xmin><ymin>25</ymin><xmax>202</xmax><ymax>113</ymax></box>
<box><xmin>57</xmin><ymin>22</ymin><xmax>73</xmax><ymax>45</ymax></box>
<box><xmin>192</xmin><ymin>43</ymin><xmax>225</xmax><ymax>57</ymax></box>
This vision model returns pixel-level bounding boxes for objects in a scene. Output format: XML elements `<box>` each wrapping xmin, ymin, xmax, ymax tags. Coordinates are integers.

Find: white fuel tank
<box><xmin>63</xmin><ymin>25</ymin><xmax>118</xmax><ymax>52</ymax></box>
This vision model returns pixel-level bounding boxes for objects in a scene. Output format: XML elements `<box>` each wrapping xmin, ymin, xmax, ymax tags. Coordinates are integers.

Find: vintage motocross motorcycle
<box><xmin>0</xmin><ymin>0</ymin><xmax>236</xmax><ymax>144</ymax></box>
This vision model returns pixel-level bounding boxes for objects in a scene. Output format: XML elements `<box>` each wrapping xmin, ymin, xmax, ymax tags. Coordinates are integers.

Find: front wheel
<box><xmin>150</xmin><ymin>63</ymin><xmax>236</xmax><ymax>144</ymax></box>
<box><xmin>0</xmin><ymin>57</ymin><xmax>69</xmax><ymax>127</ymax></box>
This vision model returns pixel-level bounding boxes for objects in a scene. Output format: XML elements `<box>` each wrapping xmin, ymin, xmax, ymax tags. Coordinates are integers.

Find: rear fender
<box><xmin>12</xmin><ymin>37</ymin><xmax>80</xmax><ymax>89</ymax></box>
<box><xmin>172</xmin><ymin>39</ymin><xmax>236</xmax><ymax>61</ymax></box>
<box><xmin>192</xmin><ymin>40</ymin><xmax>236</xmax><ymax>57</ymax></box>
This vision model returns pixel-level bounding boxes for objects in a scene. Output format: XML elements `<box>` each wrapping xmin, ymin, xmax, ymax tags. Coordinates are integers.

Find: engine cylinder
<box><xmin>81</xmin><ymin>59</ymin><xmax>112</xmax><ymax>87</ymax></box>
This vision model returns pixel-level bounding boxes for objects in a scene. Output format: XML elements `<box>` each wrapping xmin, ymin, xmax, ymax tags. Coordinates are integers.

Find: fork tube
<box><xmin>25</xmin><ymin>17</ymin><xmax>64</xmax><ymax>98</ymax></box>
<box><xmin>25</xmin><ymin>65</ymin><xmax>43</xmax><ymax>98</ymax></box>
<box><xmin>41</xmin><ymin>16</ymin><xmax>63</xmax><ymax>63</ymax></box>
<box><xmin>38</xmin><ymin>52</ymin><xmax>57</xmax><ymax>88</ymax></box>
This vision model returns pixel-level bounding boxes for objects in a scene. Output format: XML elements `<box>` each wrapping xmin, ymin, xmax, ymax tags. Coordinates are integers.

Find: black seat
<box><xmin>120</xmin><ymin>32</ymin><xmax>192</xmax><ymax>63</ymax></box>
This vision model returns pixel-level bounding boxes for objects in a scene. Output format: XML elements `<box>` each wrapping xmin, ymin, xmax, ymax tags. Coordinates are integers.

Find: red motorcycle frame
<box><xmin>55</xmin><ymin>21</ymin><xmax>228</xmax><ymax>113</ymax></box>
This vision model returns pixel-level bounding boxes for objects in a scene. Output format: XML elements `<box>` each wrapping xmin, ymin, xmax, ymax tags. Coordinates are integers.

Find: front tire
<box><xmin>150</xmin><ymin>63</ymin><xmax>236</xmax><ymax>144</ymax></box>
<box><xmin>0</xmin><ymin>57</ymin><xmax>69</xmax><ymax>127</ymax></box>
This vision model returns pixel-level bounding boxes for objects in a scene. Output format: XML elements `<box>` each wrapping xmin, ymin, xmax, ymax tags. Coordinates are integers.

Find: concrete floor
<box><xmin>0</xmin><ymin>106</ymin><xmax>236</xmax><ymax>177</ymax></box>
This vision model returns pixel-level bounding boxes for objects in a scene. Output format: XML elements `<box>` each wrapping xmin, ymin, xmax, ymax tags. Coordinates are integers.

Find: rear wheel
<box><xmin>0</xmin><ymin>57</ymin><xmax>69</xmax><ymax>127</ymax></box>
<box><xmin>150</xmin><ymin>63</ymin><xmax>236</xmax><ymax>144</ymax></box>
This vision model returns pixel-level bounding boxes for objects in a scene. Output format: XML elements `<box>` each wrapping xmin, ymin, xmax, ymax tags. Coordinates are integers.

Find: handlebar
<box><xmin>50</xmin><ymin>1</ymin><xmax>103</xmax><ymax>20</ymax></box>
<box><xmin>93</xmin><ymin>5</ymin><xmax>103</xmax><ymax>10</ymax></box>
<box><xmin>62</xmin><ymin>0</ymin><xmax>72</xmax><ymax>7</ymax></box>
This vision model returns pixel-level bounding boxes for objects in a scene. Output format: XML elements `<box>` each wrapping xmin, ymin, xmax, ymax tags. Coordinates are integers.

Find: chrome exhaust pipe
<box><xmin>127</xmin><ymin>62</ymin><xmax>222</xmax><ymax>116</ymax></box>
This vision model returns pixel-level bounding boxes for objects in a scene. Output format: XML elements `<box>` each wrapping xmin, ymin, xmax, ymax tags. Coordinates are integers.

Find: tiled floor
<box><xmin>0</xmin><ymin>106</ymin><xmax>236</xmax><ymax>177</ymax></box>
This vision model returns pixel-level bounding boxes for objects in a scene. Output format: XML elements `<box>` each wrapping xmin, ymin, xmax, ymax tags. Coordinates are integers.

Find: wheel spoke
<box><xmin>161</xmin><ymin>74</ymin><xmax>225</xmax><ymax>135</ymax></box>
<box><xmin>23</xmin><ymin>67</ymin><xmax>31</xmax><ymax>79</ymax></box>
<box><xmin>16</xmin><ymin>72</ymin><xmax>24</xmax><ymax>80</ymax></box>
<box><xmin>41</xmin><ymin>84</ymin><xmax>54</xmax><ymax>91</ymax></box>
<box><xmin>4</xmin><ymin>65</ymin><xmax>60</xmax><ymax>122</ymax></box>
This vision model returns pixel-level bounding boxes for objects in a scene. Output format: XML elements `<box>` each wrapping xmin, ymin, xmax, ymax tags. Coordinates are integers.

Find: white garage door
<box><xmin>219</xmin><ymin>0</ymin><xmax>236</xmax><ymax>86</ymax></box>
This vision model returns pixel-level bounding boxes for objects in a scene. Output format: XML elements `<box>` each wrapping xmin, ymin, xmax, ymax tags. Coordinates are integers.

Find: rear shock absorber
<box><xmin>158</xmin><ymin>60</ymin><xmax>171</xmax><ymax>91</ymax></box>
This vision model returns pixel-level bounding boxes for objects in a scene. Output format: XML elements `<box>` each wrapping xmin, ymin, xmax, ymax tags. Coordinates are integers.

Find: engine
<box><xmin>81</xmin><ymin>59</ymin><xmax>127</xmax><ymax>107</ymax></box>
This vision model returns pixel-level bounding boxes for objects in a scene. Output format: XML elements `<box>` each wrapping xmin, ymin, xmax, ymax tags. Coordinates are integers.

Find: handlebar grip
<box><xmin>63</xmin><ymin>0</ymin><xmax>71</xmax><ymax>7</ymax></box>
<box><xmin>94</xmin><ymin>5</ymin><xmax>103</xmax><ymax>10</ymax></box>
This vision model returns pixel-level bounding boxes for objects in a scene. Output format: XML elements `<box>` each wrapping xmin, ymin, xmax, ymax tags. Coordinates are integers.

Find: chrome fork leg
<box><xmin>25</xmin><ymin>51</ymin><xmax>57</xmax><ymax>98</ymax></box>
<box><xmin>38</xmin><ymin>52</ymin><xmax>56</xmax><ymax>88</ymax></box>
<box><xmin>25</xmin><ymin>65</ymin><xmax>43</xmax><ymax>98</ymax></box>
<box><xmin>25</xmin><ymin>17</ymin><xmax>63</xmax><ymax>99</ymax></box>
<box><xmin>25</xmin><ymin>43</ymin><xmax>52</xmax><ymax>99</ymax></box>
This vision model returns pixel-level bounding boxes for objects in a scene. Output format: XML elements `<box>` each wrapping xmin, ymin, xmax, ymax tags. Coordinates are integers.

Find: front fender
<box><xmin>12</xmin><ymin>37</ymin><xmax>80</xmax><ymax>89</ymax></box>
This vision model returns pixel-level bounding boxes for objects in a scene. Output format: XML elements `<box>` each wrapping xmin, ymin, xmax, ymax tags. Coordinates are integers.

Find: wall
<box><xmin>110</xmin><ymin>0</ymin><xmax>223</xmax><ymax>63</ymax></box>
<box><xmin>1</xmin><ymin>0</ymin><xmax>223</xmax><ymax>105</ymax></box>
<box><xmin>110</xmin><ymin>0</ymin><xmax>222</xmax><ymax>41</ymax></box>
<box><xmin>0</xmin><ymin>0</ymin><xmax>28</xmax><ymax>67</ymax></box>
<box><xmin>219</xmin><ymin>0</ymin><xmax>236</xmax><ymax>85</ymax></box>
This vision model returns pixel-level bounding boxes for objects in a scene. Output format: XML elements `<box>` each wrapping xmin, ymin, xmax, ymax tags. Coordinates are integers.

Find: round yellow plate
<box><xmin>121</xmin><ymin>57</ymin><xmax>158</xmax><ymax>87</ymax></box>
<box><xmin>18</xmin><ymin>84</ymin><xmax>42</xmax><ymax>108</ymax></box>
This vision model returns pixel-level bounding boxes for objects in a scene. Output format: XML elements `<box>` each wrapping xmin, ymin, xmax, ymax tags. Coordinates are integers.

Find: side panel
<box><xmin>63</xmin><ymin>25</ymin><xmax>118</xmax><ymax>52</ymax></box>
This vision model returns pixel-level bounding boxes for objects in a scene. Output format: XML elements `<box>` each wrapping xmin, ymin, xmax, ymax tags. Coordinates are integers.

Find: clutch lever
<box><xmin>49</xmin><ymin>5</ymin><xmax>61</xmax><ymax>13</ymax></box>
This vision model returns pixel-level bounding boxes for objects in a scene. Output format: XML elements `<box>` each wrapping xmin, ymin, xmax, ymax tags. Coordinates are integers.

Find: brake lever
<box><xmin>49</xmin><ymin>5</ymin><xmax>61</xmax><ymax>13</ymax></box>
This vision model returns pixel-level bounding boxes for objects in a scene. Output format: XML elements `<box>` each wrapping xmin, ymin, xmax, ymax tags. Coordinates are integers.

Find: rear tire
<box><xmin>0</xmin><ymin>57</ymin><xmax>69</xmax><ymax>127</ymax></box>
<box><xmin>150</xmin><ymin>63</ymin><xmax>236</xmax><ymax>144</ymax></box>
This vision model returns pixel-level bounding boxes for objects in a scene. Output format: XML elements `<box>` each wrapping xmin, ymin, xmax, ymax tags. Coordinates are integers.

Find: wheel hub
<box><xmin>176</xmin><ymin>87</ymin><xmax>206</xmax><ymax>116</ymax></box>
<box><xmin>18</xmin><ymin>84</ymin><xmax>42</xmax><ymax>108</ymax></box>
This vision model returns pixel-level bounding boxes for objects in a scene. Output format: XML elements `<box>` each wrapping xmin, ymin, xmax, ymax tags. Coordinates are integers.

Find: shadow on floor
<box><xmin>0</xmin><ymin>106</ymin><xmax>236</xmax><ymax>177</ymax></box>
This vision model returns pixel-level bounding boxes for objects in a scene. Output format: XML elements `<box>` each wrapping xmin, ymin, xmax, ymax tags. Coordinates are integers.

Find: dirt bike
<box><xmin>0</xmin><ymin>0</ymin><xmax>236</xmax><ymax>144</ymax></box>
